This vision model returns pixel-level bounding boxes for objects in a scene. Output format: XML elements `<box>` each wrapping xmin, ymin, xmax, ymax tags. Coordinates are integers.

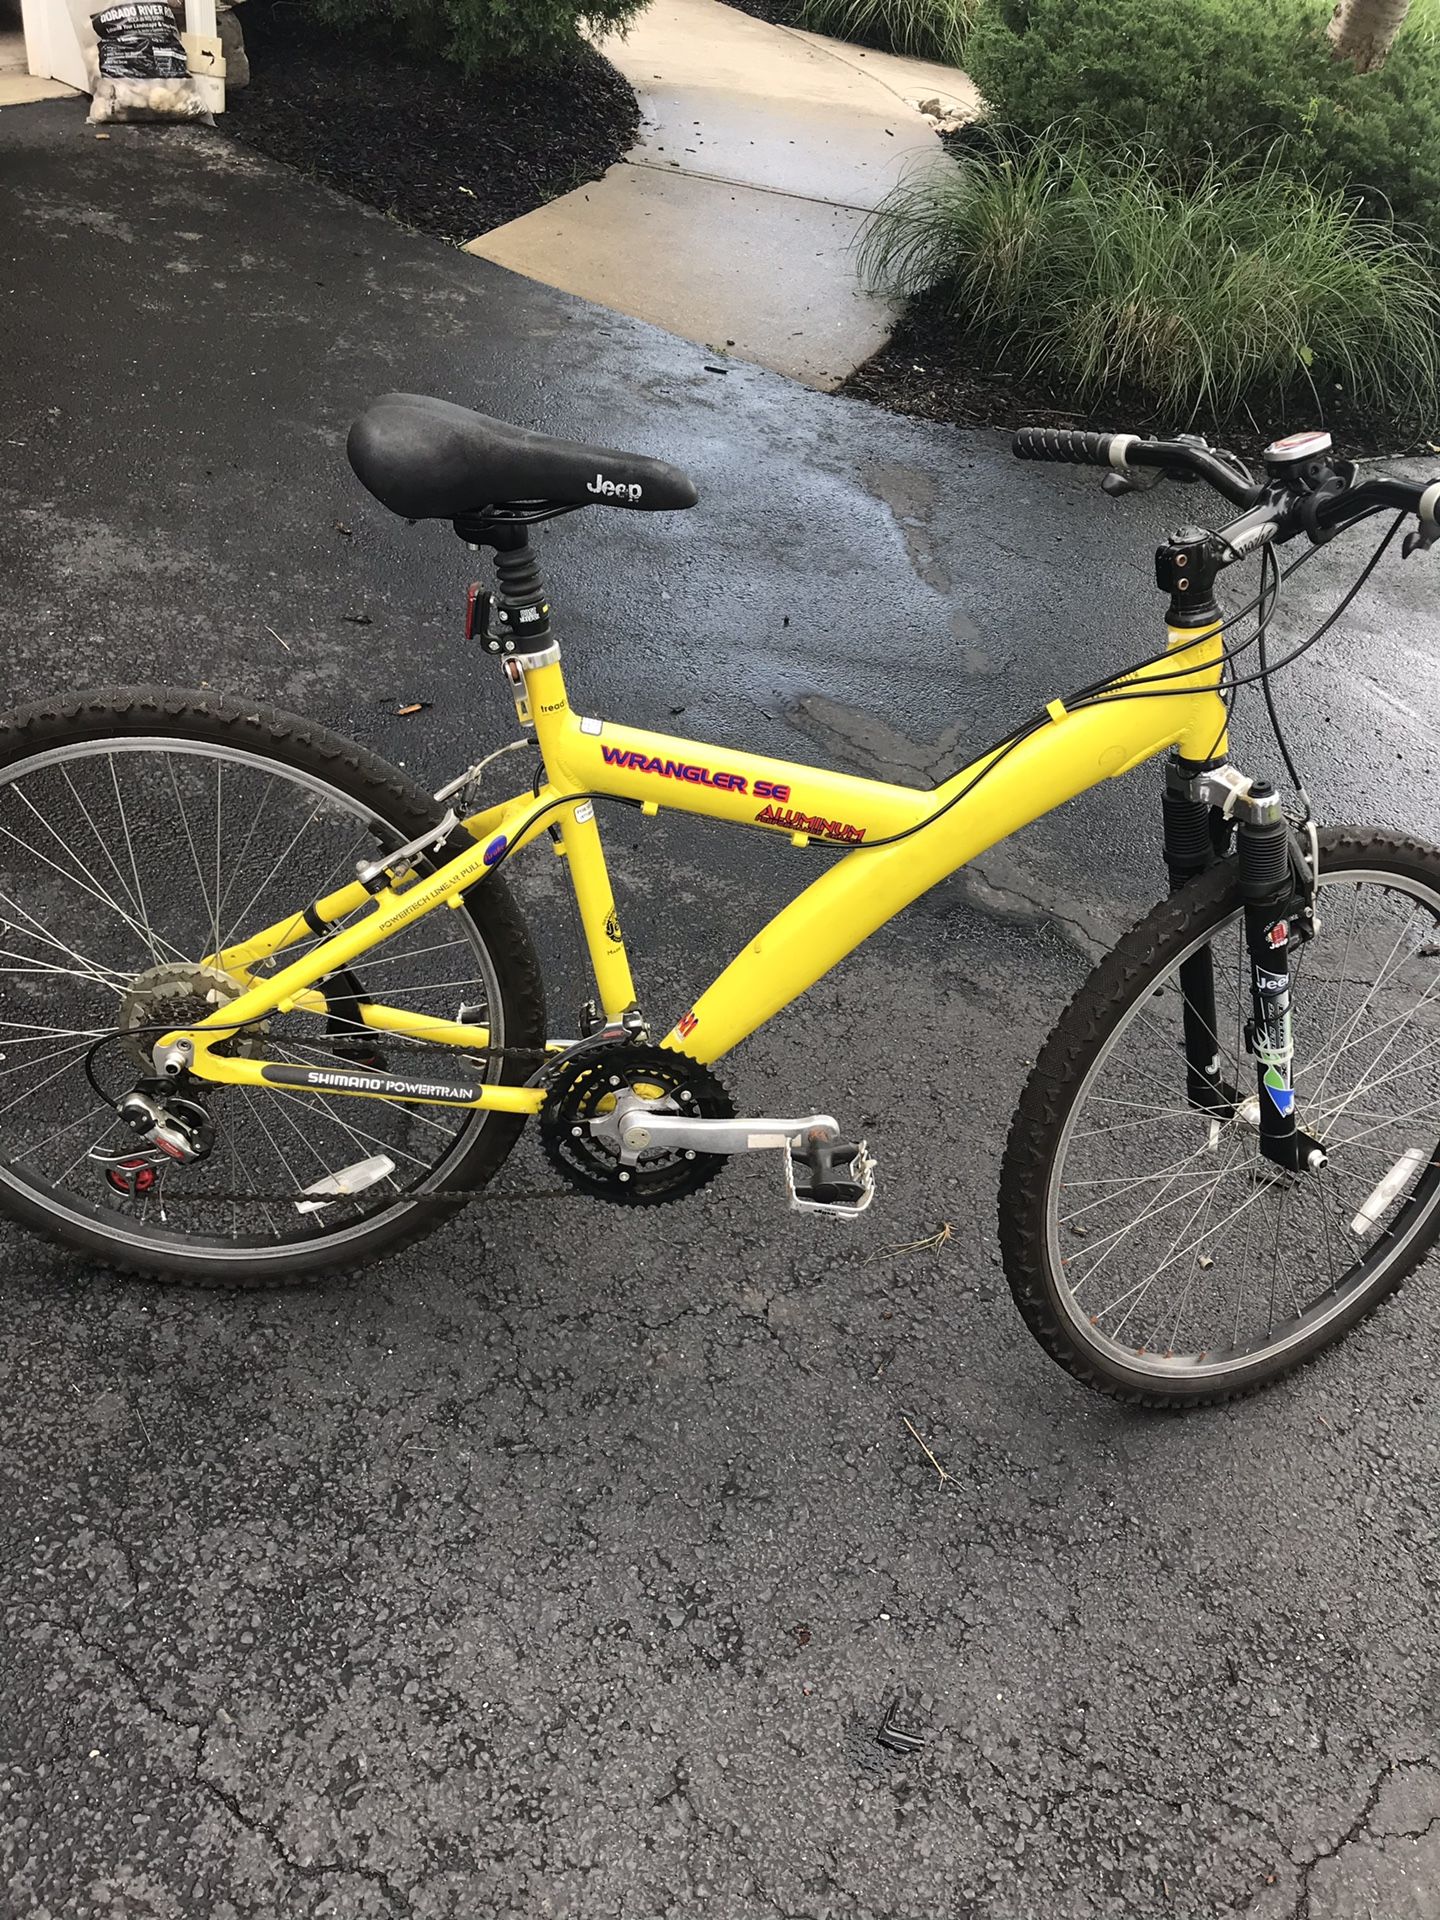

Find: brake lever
<box><xmin>1403</xmin><ymin>520</ymin><xmax>1440</xmax><ymax>559</ymax></box>
<box><xmin>1101</xmin><ymin>469</ymin><xmax>1164</xmax><ymax>497</ymax></box>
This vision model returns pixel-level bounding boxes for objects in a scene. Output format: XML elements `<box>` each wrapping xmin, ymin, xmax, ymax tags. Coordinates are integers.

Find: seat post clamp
<box><xmin>480</xmin><ymin>596</ymin><xmax>551</xmax><ymax>656</ymax></box>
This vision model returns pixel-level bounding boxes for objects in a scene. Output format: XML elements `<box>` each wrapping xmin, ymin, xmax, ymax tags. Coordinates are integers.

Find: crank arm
<box><xmin>613</xmin><ymin>1111</ymin><xmax>840</xmax><ymax>1156</ymax></box>
<box><xmin>607</xmin><ymin>1106</ymin><xmax>877</xmax><ymax>1219</ymax></box>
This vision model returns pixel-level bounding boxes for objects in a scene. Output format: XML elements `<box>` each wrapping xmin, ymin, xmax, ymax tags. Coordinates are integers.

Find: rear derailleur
<box><xmin>89</xmin><ymin>1080</ymin><xmax>214</xmax><ymax>1199</ymax></box>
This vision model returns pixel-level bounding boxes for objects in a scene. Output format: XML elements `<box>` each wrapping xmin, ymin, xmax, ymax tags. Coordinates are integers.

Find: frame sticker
<box><xmin>1262</xmin><ymin>1065</ymin><xmax>1295</xmax><ymax>1116</ymax></box>
<box><xmin>755</xmin><ymin>803</ymin><xmax>866</xmax><ymax>845</ymax></box>
<box><xmin>263</xmin><ymin>1064</ymin><xmax>482</xmax><ymax>1104</ymax></box>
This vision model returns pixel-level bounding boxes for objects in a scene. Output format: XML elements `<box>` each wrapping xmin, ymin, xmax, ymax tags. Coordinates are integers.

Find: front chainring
<box><xmin>539</xmin><ymin>1042</ymin><xmax>733</xmax><ymax>1206</ymax></box>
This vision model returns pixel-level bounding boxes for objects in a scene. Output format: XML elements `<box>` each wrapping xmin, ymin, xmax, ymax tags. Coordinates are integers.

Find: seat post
<box><xmin>490</xmin><ymin>530</ymin><xmax>551</xmax><ymax>648</ymax></box>
<box><xmin>455</xmin><ymin>515</ymin><xmax>554</xmax><ymax>660</ymax></box>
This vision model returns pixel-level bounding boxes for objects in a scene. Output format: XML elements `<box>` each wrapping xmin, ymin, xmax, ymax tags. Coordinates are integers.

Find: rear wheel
<box><xmin>0</xmin><ymin>688</ymin><xmax>545</xmax><ymax>1285</ymax></box>
<box><xmin>1001</xmin><ymin>829</ymin><xmax>1440</xmax><ymax>1405</ymax></box>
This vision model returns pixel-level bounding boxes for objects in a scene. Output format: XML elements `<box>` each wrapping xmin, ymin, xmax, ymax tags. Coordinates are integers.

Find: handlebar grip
<box><xmin>1012</xmin><ymin>428</ymin><xmax>1118</xmax><ymax>467</ymax></box>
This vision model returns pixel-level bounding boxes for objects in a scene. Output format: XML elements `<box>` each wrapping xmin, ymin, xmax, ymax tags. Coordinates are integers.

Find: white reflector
<box><xmin>1349</xmin><ymin>1146</ymin><xmax>1426</xmax><ymax>1239</ymax></box>
<box><xmin>294</xmin><ymin>1154</ymin><xmax>396</xmax><ymax>1214</ymax></box>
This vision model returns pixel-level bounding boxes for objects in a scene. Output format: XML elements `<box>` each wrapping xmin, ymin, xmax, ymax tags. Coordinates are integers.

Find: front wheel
<box><xmin>0</xmin><ymin>688</ymin><xmax>545</xmax><ymax>1285</ymax></box>
<box><xmin>1001</xmin><ymin>828</ymin><xmax>1440</xmax><ymax>1405</ymax></box>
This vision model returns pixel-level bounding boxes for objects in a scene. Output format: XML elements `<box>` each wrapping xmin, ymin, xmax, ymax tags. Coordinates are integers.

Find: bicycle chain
<box><xmin>109</xmin><ymin>1039</ymin><xmax>696</xmax><ymax>1210</ymax></box>
<box><xmin>131</xmin><ymin>1183</ymin><xmax>586</xmax><ymax>1206</ymax></box>
<box><xmin>103</xmin><ymin>1040</ymin><xmax>727</xmax><ymax>1210</ymax></box>
<box><xmin>99</xmin><ymin>1035</ymin><xmax>579</xmax><ymax>1208</ymax></box>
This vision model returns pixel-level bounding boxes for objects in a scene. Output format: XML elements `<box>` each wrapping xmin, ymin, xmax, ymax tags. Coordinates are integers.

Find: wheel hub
<box><xmin>118</xmin><ymin>960</ymin><xmax>266</xmax><ymax>1070</ymax></box>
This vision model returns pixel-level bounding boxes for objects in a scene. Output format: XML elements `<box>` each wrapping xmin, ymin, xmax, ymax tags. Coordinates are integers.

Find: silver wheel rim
<box><xmin>1044</xmin><ymin>862</ymin><xmax>1440</xmax><ymax>1386</ymax></box>
<box><xmin>0</xmin><ymin>735</ymin><xmax>506</xmax><ymax>1266</ymax></box>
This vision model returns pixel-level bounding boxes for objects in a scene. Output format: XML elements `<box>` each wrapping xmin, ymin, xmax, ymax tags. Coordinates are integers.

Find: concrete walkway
<box><xmin>0</xmin><ymin>29</ymin><xmax>75</xmax><ymax>104</ymax></box>
<box><xmin>465</xmin><ymin>0</ymin><xmax>976</xmax><ymax>390</ymax></box>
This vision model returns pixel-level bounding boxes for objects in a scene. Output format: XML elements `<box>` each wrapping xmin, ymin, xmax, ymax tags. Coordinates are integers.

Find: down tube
<box><xmin>663</xmin><ymin>694</ymin><xmax>1203</xmax><ymax>1065</ymax></box>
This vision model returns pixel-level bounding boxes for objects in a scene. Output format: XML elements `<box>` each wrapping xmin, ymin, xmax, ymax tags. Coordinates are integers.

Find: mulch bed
<box><xmin>720</xmin><ymin>0</ymin><xmax>808</xmax><ymax>29</ymax></box>
<box><xmin>721</xmin><ymin>0</ymin><xmax>938</xmax><ymax>62</ymax></box>
<box><xmin>224</xmin><ymin>1</ymin><xmax>639</xmax><ymax>246</ymax></box>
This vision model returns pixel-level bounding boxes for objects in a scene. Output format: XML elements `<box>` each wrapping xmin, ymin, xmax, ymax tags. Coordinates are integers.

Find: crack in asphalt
<box><xmin>733</xmin><ymin>1293</ymin><xmax>813</xmax><ymax>1377</ymax></box>
<box><xmin>192</xmin><ymin>1755</ymin><xmax>409</xmax><ymax>1914</ymax></box>
<box><xmin>578</xmin><ymin>1298</ymin><xmax>728</xmax><ymax>1335</ymax></box>
<box><xmin>24</xmin><ymin>1611</ymin><xmax>410</xmax><ymax>1913</ymax></box>
<box><xmin>22</xmin><ymin>1612</ymin><xmax>203</xmax><ymax>1742</ymax></box>
<box><xmin>1289</xmin><ymin>1756</ymin><xmax>1434</xmax><ymax>1918</ymax></box>
<box><xmin>952</xmin><ymin>860</ymin><xmax>1110</xmax><ymax>963</ymax></box>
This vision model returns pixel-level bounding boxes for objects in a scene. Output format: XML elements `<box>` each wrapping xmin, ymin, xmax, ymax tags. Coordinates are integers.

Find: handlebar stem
<box><xmin>1156</xmin><ymin>525</ymin><xmax>1224</xmax><ymax>625</ymax></box>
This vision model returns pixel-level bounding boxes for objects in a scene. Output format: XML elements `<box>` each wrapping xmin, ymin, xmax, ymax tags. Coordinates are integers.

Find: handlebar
<box><xmin>1013</xmin><ymin>426</ymin><xmax>1266</xmax><ymax>506</ymax></box>
<box><xmin>1012</xmin><ymin>424</ymin><xmax>1440</xmax><ymax>557</ymax></box>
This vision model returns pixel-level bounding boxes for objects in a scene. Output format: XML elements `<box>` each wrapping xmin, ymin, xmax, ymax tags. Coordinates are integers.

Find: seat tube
<box><xmin>525</xmin><ymin>654</ymin><xmax>638</xmax><ymax>1023</ymax></box>
<box><xmin>554</xmin><ymin>790</ymin><xmax>637</xmax><ymax>1022</ymax></box>
<box><xmin>466</xmin><ymin>528</ymin><xmax>637</xmax><ymax>1021</ymax></box>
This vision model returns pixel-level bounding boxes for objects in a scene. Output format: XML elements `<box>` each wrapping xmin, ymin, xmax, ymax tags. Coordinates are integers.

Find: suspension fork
<box><xmin>1164</xmin><ymin>758</ymin><xmax>1326</xmax><ymax>1173</ymax></box>
<box><xmin>1235</xmin><ymin>789</ymin><xmax>1326</xmax><ymax>1175</ymax></box>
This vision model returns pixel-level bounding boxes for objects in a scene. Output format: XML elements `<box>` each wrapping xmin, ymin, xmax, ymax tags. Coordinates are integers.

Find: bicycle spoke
<box><xmin>1044</xmin><ymin>861</ymin><xmax>1440</xmax><ymax>1385</ymax></box>
<box><xmin>58</xmin><ymin>764</ymin><xmax>151</xmax><ymax>933</ymax></box>
<box><xmin>0</xmin><ymin>732</ymin><xmax>509</xmax><ymax>1262</ymax></box>
<box><xmin>1163</xmin><ymin>1136</ymin><xmax>1248</xmax><ymax>1352</ymax></box>
<box><xmin>216</xmin><ymin>796</ymin><xmax>327</xmax><ymax>956</ymax></box>
<box><xmin>1108</xmin><ymin>1135</ymin><xmax>1248</xmax><ymax>1344</ymax></box>
<box><xmin>1060</xmin><ymin>1151</ymin><xmax>1249</xmax><ymax>1224</ymax></box>
<box><xmin>1307</xmin><ymin>915</ymin><xmax>1419</xmax><ymax>1107</ymax></box>
<box><xmin>0</xmin><ymin>802</ymin><xmax>187</xmax><ymax>965</ymax></box>
<box><xmin>272</xmin><ymin>1087</ymin><xmax>428</xmax><ymax>1175</ymax></box>
<box><xmin>0</xmin><ymin>882</ymin><xmax>135</xmax><ymax>989</ymax></box>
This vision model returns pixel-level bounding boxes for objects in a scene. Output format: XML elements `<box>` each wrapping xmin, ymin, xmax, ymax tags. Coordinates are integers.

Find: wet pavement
<box><xmin>3</xmin><ymin>100</ymin><xmax>1440</xmax><ymax>1920</ymax></box>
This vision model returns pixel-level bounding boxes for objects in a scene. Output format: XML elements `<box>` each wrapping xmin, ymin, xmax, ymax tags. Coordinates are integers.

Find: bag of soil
<box><xmin>88</xmin><ymin>1</ymin><xmax>212</xmax><ymax>122</ymax></box>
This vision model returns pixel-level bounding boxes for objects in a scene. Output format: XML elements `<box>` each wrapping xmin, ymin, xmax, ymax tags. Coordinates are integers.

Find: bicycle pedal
<box><xmin>784</xmin><ymin>1138</ymin><xmax>876</xmax><ymax>1218</ymax></box>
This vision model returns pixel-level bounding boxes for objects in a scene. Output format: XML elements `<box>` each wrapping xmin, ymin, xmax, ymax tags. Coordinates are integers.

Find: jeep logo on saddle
<box><xmin>587</xmin><ymin>472</ymin><xmax>644</xmax><ymax>503</ymax></box>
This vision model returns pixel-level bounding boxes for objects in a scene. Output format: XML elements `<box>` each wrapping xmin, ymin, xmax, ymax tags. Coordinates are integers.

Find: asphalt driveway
<box><xmin>3</xmin><ymin>100</ymin><xmax>1440</xmax><ymax>1920</ymax></box>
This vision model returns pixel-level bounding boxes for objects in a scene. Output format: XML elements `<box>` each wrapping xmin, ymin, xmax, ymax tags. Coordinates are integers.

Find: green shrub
<box><xmin>965</xmin><ymin>0</ymin><xmax>1440</xmax><ymax>241</ymax></box>
<box><xmin>858</xmin><ymin>135</ymin><xmax>1440</xmax><ymax>421</ymax></box>
<box><xmin>307</xmin><ymin>0</ymin><xmax>648</xmax><ymax>70</ymax></box>
<box><xmin>795</xmin><ymin>0</ymin><xmax>978</xmax><ymax>66</ymax></box>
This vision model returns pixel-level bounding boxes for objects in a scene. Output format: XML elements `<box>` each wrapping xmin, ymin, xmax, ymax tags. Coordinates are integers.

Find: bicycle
<box><xmin>5</xmin><ymin>392</ymin><xmax>1440</xmax><ymax>1406</ymax></box>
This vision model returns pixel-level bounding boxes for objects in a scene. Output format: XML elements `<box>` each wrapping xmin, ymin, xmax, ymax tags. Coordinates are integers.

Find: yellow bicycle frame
<box><xmin>171</xmin><ymin>617</ymin><xmax>1228</xmax><ymax>1118</ymax></box>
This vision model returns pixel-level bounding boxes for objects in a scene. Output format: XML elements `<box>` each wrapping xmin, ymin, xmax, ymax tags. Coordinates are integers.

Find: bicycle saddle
<box><xmin>347</xmin><ymin>392</ymin><xmax>699</xmax><ymax>520</ymax></box>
